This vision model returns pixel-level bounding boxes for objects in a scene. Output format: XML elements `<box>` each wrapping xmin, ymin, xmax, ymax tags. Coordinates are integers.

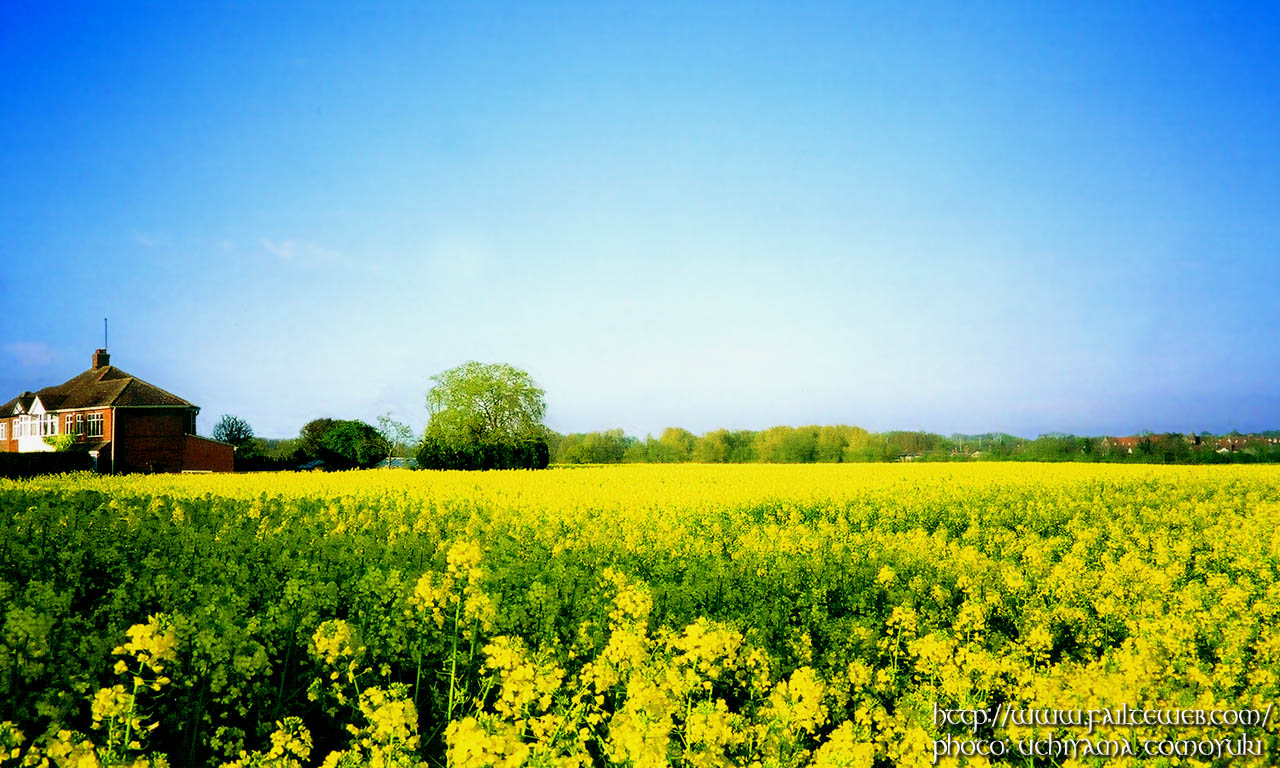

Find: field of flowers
<box><xmin>2</xmin><ymin>464</ymin><xmax>1279</xmax><ymax>767</ymax></box>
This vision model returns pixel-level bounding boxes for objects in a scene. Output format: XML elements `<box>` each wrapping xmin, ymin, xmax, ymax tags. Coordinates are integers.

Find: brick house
<box><xmin>0</xmin><ymin>349</ymin><xmax>233</xmax><ymax>473</ymax></box>
<box><xmin>1100</xmin><ymin>436</ymin><xmax>1145</xmax><ymax>453</ymax></box>
<box><xmin>1099</xmin><ymin>434</ymin><xmax>1192</xmax><ymax>454</ymax></box>
<box><xmin>1214</xmin><ymin>434</ymin><xmax>1280</xmax><ymax>453</ymax></box>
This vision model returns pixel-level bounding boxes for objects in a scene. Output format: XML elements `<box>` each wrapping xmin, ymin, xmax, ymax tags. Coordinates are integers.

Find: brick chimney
<box><xmin>93</xmin><ymin>348</ymin><xmax>110</xmax><ymax>368</ymax></box>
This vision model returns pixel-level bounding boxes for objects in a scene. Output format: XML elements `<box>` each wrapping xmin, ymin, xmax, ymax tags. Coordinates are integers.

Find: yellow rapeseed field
<box><xmin>2</xmin><ymin>463</ymin><xmax>1279</xmax><ymax>767</ymax></box>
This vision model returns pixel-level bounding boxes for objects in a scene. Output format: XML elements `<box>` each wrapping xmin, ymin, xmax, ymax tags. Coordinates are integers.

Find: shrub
<box><xmin>415</xmin><ymin>437</ymin><xmax>550</xmax><ymax>470</ymax></box>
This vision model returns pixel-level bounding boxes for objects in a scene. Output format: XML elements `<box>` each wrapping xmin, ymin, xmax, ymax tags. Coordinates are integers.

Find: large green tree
<box><xmin>298</xmin><ymin>418</ymin><xmax>386</xmax><ymax>468</ymax></box>
<box><xmin>424</xmin><ymin>361</ymin><xmax>547</xmax><ymax>445</ymax></box>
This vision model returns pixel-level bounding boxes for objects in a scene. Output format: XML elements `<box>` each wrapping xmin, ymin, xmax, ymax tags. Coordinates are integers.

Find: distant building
<box><xmin>1100</xmin><ymin>436</ymin><xmax>1144</xmax><ymax>453</ymax></box>
<box><xmin>1101</xmin><ymin>433</ymin><xmax>1277</xmax><ymax>455</ymax></box>
<box><xmin>1214</xmin><ymin>434</ymin><xmax>1280</xmax><ymax>453</ymax></box>
<box><xmin>375</xmin><ymin>457</ymin><xmax>418</xmax><ymax>469</ymax></box>
<box><xmin>0</xmin><ymin>349</ymin><xmax>233</xmax><ymax>473</ymax></box>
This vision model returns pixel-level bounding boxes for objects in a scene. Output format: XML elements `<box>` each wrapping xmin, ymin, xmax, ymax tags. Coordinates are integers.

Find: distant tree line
<box><xmin>209</xmin><ymin>358</ymin><xmax>1280</xmax><ymax>471</ymax></box>
<box><xmin>218</xmin><ymin>416</ymin><xmax>1280</xmax><ymax>471</ymax></box>
<box><xmin>218</xmin><ymin>415</ymin><xmax>552</xmax><ymax>473</ymax></box>
<box><xmin>225</xmin><ymin>417</ymin><xmax>391</xmax><ymax>471</ymax></box>
<box><xmin>549</xmin><ymin>427</ymin><xmax>1280</xmax><ymax>465</ymax></box>
<box><xmin>212</xmin><ymin>362</ymin><xmax>553</xmax><ymax>472</ymax></box>
<box><xmin>218</xmin><ymin>421</ymin><xmax>1280</xmax><ymax>471</ymax></box>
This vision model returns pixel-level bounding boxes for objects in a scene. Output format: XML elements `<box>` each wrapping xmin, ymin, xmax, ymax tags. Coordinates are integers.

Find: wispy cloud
<box><xmin>132</xmin><ymin>232</ymin><xmax>161</xmax><ymax>247</ymax></box>
<box><xmin>260</xmin><ymin>238</ymin><xmax>296</xmax><ymax>260</ymax></box>
<box><xmin>260</xmin><ymin>238</ymin><xmax>350</xmax><ymax>267</ymax></box>
<box><xmin>5</xmin><ymin>341</ymin><xmax>54</xmax><ymax>367</ymax></box>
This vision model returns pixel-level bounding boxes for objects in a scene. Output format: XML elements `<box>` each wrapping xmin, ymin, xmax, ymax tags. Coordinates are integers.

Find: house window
<box><xmin>41</xmin><ymin>414</ymin><xmax>57</xmax><ymax>436</ymax></box>
<box><xmin>86</xmin><ymin>413</ymin><xmax>104</xmax><ymax>438</ymax></box>
<box><xmin>76</xmin><ymin>414</ymin><xmax>84</xmax><ymax>434</ymax></box>
<box><xmin>16</xmin><ymin>415</ymin><xmax>32</xmax><ymax>437</ymax></box>
<box><xmin>0</xmin><ymin>423</ymin><xmax>6</xmax><ymax>440</ymax></box>
<box><xmin>65</xmin><ymin>415</ymin><xmax>76</xmax><ymax>434</ymax></box>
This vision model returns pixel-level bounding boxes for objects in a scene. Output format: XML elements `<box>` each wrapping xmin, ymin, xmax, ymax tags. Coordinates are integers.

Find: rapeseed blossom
<box><xmin>7</xmin><ymin>464</ymin><xmax>1280</xmax><ymax>766</ymax></box>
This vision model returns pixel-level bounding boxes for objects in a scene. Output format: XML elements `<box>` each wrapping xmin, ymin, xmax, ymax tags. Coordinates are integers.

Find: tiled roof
<box><xmin>1106</xmin><ymin>436</ymin><xmax>1143</xmax><ymax>447</ymax></box>
<box><xmin>0</xmin><ymin>392</ymin><xmax>37</xmax><ymax>414</ymax></box>
<box><xmin>2</xmin><ymin>363</ymin><xmax>195</xmax><ymax>415</ymax></box>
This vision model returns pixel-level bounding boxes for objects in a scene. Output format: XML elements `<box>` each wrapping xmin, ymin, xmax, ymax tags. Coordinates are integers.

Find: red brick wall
<box><xmin>0</xmin><ymin>408</ymin><xmax>217</xmax><ymax>471</ymax></box>
<box><xmin>68</xmin><ymin>409</ymin><xmax>112</xmax><ymax>445</ymax></box>
<box><xmin>183</xmin><ymin>435</ymin><xmax>234</xmax><ymax>473</ymax></box>
<box><xmin>112</xmin><ymin>409</ymin><xmax>190</xmax><ymax>473</ymax></box>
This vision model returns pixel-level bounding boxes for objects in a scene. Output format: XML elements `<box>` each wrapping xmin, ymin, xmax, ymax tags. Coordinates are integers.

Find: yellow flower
<box><xmin>90</xmin><ymin>685</ymin><xmax>131</xmax><ymax>725</ymax></box>
<box><xmin>114</xmin><ymin>614</ymin><xmax>178</xmax><ymax>673</ymax></box>
<box><xmin>876</xmin><ymin>566</ymin><xmax>896</xmax><ymax>586</ymax></box>
<box><xmin>311</xmin><ymin>619</ymin><xmax>361</xmax><ymax>666</ymax></box>
<box><xmin>764</xmin><ymin>666</ymin><xmax>826</xmax><ymax>736</ymax></box>
<box><xmin>812</xmin><ymin>722</ymin><xmax>875</xmax><ymax>768</ymax></box>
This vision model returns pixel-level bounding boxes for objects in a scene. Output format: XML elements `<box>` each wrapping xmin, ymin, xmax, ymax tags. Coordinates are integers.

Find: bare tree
<box><xmin>376</xmin><ymin>412</ymin><xmax>415</xmax><ymax>462</ymax></box>
<box><xmin>212</xmin><ymin>414</ymin><xmax>254</xmax><ymax>448</ymax></box>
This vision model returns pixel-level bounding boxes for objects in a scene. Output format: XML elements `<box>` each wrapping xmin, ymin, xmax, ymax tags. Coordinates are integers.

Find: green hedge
<box><xmin>0</xmin><ymin>451</ymin><xmax>94</xmax><ymax>478</ymax></box>
<box><xmin>415</xmin><ymin>437</ymin><xmax>550</xmax><ymax>470</ymax></box>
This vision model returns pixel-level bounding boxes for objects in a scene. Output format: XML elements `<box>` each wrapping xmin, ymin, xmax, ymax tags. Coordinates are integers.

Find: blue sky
<box><xmin>2</xmin><ymin>1</ymin><xmax>1278</xmax><ymax>438</ymax></box>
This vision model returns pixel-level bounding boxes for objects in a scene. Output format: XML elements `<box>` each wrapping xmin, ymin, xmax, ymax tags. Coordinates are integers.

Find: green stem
<box><xmin>123</xmin><ymin>664</ymin><xmax>143</xmax><ymax>753</ymax></box>
<box><xmin>447</xmin><ymin>598</ymin><xmax>462</xmax><ymax>720</ymax></box>
<box><xmin>684</xmin><ymin>693</ymin><xmax>694</xmax><ymax>750</ymax></box>
<box><xmin>275</xmin><ymin>606</ymin><xmax>301</xmax><ymax>720</ymax></box>
<box><xmin>186</xmin><ymin>679</ymin><xmax>207</xmax><ymax>768</ymax></box>
<box><xmin>414</xmin><ymin>644</ymin><xmax>424</xmax><ymax>712</ymax></box>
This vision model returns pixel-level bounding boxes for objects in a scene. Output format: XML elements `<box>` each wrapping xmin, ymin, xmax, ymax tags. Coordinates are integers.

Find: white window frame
<box><xmin>86</xmin><ymin>412</ymin><xmax>104</xmax><ymax>438</ymax></box>
<box><xmin>0</xmin><ymin>422</ymin><xmax>6</xmax><ymax>440</ymax></box>
<box><xmin>41</xmin><ymin>414</ymin><xmax>57</xmax><ymax>436</ymax></box>
<box><xmin>65</xmin><ymin>414</ymin><xmax>76</xmax><ymax>434</ymax></box>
